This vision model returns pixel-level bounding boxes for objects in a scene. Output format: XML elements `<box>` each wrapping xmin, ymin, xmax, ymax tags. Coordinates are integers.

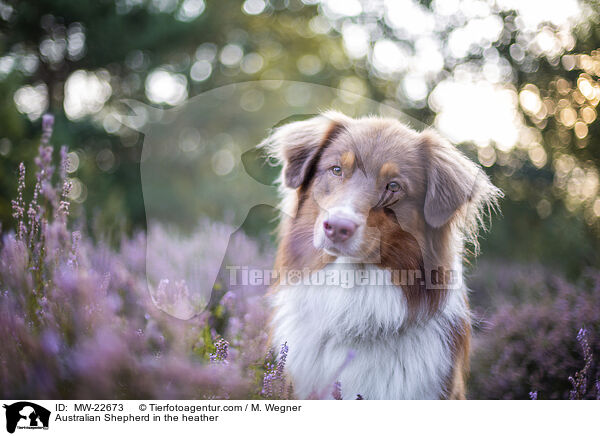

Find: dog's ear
<box><xmin>259</xmin><ymin>112</ymin><xmax>348</xmax><ymax>189</ymax></box>
<box><xmin>421</xmin><ymin>130</ymin><xmax>502</xmax><ymax>229</ymax></box>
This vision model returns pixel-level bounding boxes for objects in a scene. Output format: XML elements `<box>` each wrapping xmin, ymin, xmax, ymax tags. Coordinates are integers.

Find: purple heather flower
<box><xmin>59</xmin><ymin>145</ymin><xmax>68</xmax><ymax>181</ymax></box>
<box><xmin>34</xmin><ymin>115</ymin><xmax>58</xmax><ymax>211</ymax></box>
<box><xmin>11</xmin><ymin>162</ymin><xmax>26</xmax><ymax>240</ymax></box>
<box><xmin>41</xmin><ymin>113</ymin><xmax>54</xmax><ymax>135</ymax></box>
<box><xmin>210</xmin><ymin>338</ymin><xmax>229</xmax><ymax>363</ymax></box>
<box><xmin>275</xmin><ymin>342</ymin><xmax>288</xmax><ymax>377</ymax></box>
<box><xmin>67</xmin><ymin>231</ymin><xmax>81</xmax><ymax>268</ymax></box>
<box><xmin>261</xmin><ymin>371</ymin><xmax>275</xmax><ymax>398</ymax></box>
<box><xmin>529</xmin><ymin>391</ymin><xmax>538</xmax><ymax>400</ymax></box>
<box><xmin>26</xmin><ymin>174</ymin><xmax>42</xmax><ymax>244</ymax></box>
<box><xmin>568</xmin><ymin>328</ymin><xmax>593</xmax><ymax>400</ymax></box>
<box><xmin>261</xmin><ymin>342</ymin><xmax>290</xmax><ymax>399</ymax></box>
<box><xmin>56</xmin><ymin>146</ymin><xmax>72</xmax><ymax>220</ymax></box>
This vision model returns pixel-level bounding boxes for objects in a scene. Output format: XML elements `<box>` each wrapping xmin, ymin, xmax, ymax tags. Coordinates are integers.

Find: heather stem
<box><xmin>11</xmin><ymin>163</ymin><xmax>26</xmax><ymax>240</ymax></box>
<box><xmin>568</xmin><ymin>328</ymin><xmax>593</xmax><ymax>400</ymax></box>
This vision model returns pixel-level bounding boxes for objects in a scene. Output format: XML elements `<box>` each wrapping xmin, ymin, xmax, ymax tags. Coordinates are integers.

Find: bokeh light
<box><xmin>64</xmin><ymin>70</ymin><xmax>112</xmax><ymax>120</ymax></box>
<box><xmin>145</xmin><ymin>68</ymin><xmax>188</xmax><ymax>106</ymax></box>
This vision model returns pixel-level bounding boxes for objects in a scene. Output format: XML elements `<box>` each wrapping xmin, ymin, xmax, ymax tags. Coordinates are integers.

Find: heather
<box><xmin>0</xmin><ymin>116</ymin><xmax>277</xmax><ymax>399</ymax></box>
<box><xmin>469</xmin><ymin>262</ymin><xmax>600</xmax><ymax>399</ymax></box>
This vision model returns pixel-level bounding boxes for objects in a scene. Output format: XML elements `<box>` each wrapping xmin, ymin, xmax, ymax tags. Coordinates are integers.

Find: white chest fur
<box><xmin>270</xmin><ymin>263</ymin><xmax>469</xmax><ymax>399</ymax></box>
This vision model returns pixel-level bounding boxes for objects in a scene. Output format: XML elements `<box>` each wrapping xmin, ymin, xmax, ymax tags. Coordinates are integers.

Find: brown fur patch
<box><xmin>340</xmin><ymin>151</ymin><xmax>356</xmax><ymax>177</ymax></box>
<box><xmin>377</xmin><ymin>162</ymin><xmax>399</xmax><ymax>184</ymax></box>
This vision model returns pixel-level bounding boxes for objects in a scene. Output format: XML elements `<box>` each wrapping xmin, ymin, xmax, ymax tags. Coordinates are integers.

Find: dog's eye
<box><xmin>330</xmin><ymin>166</ymin><xmax>342</xmax><ymax>176</ymax></box>
<box><xmin>387</xmin><ymin>181</ymin><xmax>401</xmax><ymax>192</ymax></box>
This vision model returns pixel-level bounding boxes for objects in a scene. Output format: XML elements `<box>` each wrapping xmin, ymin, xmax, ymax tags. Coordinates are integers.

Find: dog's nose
<box><xmin>323</xmin><ymin>217</ymin><xmax>357</xmax><ymax>243</ymax></box>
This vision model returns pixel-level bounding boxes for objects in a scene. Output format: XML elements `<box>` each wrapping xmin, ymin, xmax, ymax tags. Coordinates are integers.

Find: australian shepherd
<box><xmin>260</xmin><ymin>111</ymin><xmax>501</xmax><ymax>399</ymax></box>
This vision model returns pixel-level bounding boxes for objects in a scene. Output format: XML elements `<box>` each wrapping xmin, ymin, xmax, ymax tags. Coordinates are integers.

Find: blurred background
<box><xmin>1</xmin><ymin>0</ymin><xmax>600</xmax><ymax>399</ymax></box>
<box><xmin>2</xmin><ymin>0</ymin><xmax>599</xmax><ymax>273</ymax></box>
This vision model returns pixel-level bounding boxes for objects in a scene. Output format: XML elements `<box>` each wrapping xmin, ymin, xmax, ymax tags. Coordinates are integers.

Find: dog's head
<box><xmin>262</xmin><ymin>111</ymin><xmax>501</xmax><ymax>268</ymax></box>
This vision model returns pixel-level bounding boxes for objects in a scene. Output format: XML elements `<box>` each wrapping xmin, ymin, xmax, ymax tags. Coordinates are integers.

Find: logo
<box><xmin>3</xmin><ymin>402</ymin><xmax>50</xmax><ymax>434</ymax></box>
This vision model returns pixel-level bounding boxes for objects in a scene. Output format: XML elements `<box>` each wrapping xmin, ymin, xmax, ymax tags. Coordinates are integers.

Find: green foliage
<box><xmin>192</xmin><ymin>324</ymin><xmax>216</xmax><ymax>361</ymax></box>
<box><xmin>1</xmin><ymin>0</ymin><xmax>600</xmax><ymax>273</ymax></box>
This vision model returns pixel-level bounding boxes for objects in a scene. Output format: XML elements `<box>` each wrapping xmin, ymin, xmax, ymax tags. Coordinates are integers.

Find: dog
<box><xmin>260</xmin><ymin>111</ymin><xmax>501</xmax><ymax>399</ymax></box>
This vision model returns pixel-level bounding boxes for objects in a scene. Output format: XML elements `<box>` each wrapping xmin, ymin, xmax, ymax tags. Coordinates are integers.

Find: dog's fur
<box><xmin>260</xmin><ymin>111</ymin><xmax>501</xmax><ymax>399</ymax></box>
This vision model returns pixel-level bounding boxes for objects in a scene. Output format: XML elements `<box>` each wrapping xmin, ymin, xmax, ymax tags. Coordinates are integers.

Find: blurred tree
<box><xmin>0</xmin><ymin>0</ymin><xmax>346</xmax><ymax>237</ymax></box>
<box><xmin>1</xmin><ymin>0</ymin><xmax>599</xmax><ymax>273</ymax></box>
<box><xmin>316</xmin><ymin>0</ymin><xmax>600</xmax><ymax>274</ymax></box>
